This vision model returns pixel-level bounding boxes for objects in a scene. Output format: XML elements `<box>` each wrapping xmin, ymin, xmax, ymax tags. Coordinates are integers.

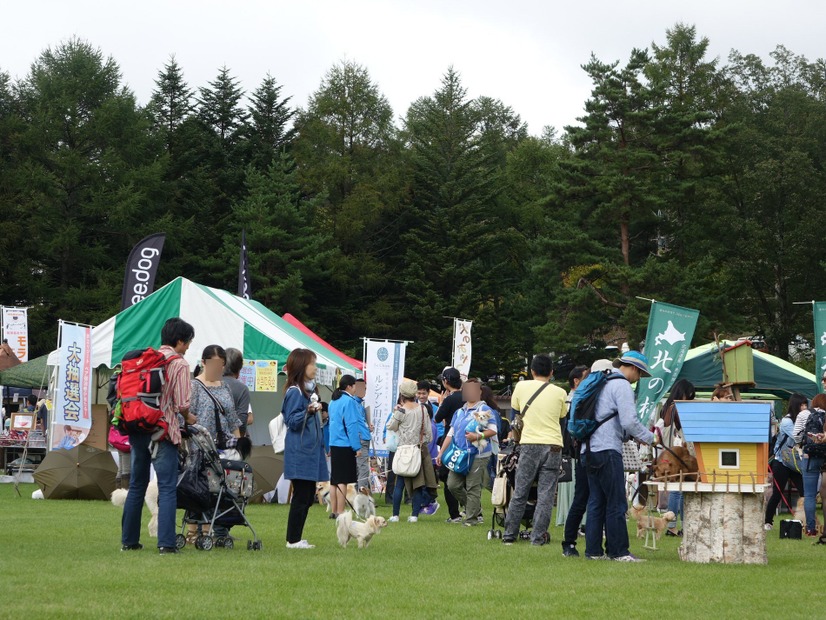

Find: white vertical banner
<box><xmin>2</xmin><ymin>307</ymin><xmax>29</xmax><ymax>362</ymax></box>
<box><xmin>51</xmin><ymin>322</ymin><xmax>93</xmax><ymax>450</ymax></box>
<box><xmin>364</xmin><ymin>339</ymin><xmax>406</xmax><ymax>456</ymax></box>
<box><xmin>452</xmin><ymin>319</ymin><xmax>472</xmax><ymax>379</ymax></box>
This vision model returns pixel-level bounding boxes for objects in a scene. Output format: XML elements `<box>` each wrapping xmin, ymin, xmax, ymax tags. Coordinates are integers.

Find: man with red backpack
<box><xmin>121</xmin><ymin>318</ymin><xmax>195</xmax><ymax>555</ymax></box>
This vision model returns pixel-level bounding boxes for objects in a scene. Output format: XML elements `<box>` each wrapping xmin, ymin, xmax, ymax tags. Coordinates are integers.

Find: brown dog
<box><xmin>795</xmin><ymin>496</ymin><xmax>824</xmax><ymax>534</ymax></box>
<box><xmin>628</xmin><ymin>505</ymin><xmax>676</xmax><ymax>539</ymax></box>
<box><xmin>651</xmin><ymin>446</ymin><xmax>699</xmax><ymax>482</ymax></box>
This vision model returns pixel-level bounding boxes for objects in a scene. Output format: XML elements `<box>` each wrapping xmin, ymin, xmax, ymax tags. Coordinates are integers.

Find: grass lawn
<box><xmin>0</xmin><ymin>483</ymin><xmax>823</xmax><ymax>618</ymax></box>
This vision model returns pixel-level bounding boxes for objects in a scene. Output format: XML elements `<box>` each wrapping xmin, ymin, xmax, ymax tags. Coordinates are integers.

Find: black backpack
<box><xmin>803</xmin><ymin>408</ymin><xmax>826</xmax><ymax>458</ymax></box>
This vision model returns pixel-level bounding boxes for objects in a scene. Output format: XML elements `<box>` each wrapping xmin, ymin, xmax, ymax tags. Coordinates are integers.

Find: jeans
<box><xmin>121</xmin><ymin>434</ymin><xmax>179</xmax><ymax>549</ymax></box>
<box><xmin>802</xmin><ymin>457</ymin><xmax>824</xmax><ymax>533</ymax></box>
<box><xmin>584</xmin><ymin>449</ymin><xmax>630</xmax><ymax>559</ymax></box>
<box><xmin>392</xmin><ymin>476</ymin><xmax>429</xmax><ymax>517</ymax></box>
<box><xmin>286</xmin><ymin>479</ymin><xmax>316</xmax><ymax>543</ymax></box>
<box><xmin>765</xmin><ymin>458</ymin><xmax>804</xmax><ymax>525</ymax></box>
<box><xmin>447</xmin><ymin>456</ymin><xmax>485</xmax><ymax>521</ymax></box>
<box><xmin>504</xmin><ymin>445</ymin><xmax>561</xmax><ymax>543</ymax></box>
<box><xmin>563</xmin><ymin>458</ymin><xmax>589</xmax><ymax>546</ymax></box>
<box><xmin>667</xmin><ymin>491</ymin><xmax>683</xmax><ymax>530</ymax></box>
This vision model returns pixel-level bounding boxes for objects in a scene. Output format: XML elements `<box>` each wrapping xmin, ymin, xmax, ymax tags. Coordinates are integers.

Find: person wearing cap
<box><xmin>386</xmin><ymin>379</ymin><xmax>435</xmax><ymax>522</ymax></box>
<box><xmin>583</xmin><ymin>351</ymin><xmax>658</xmax><ymax>562</ymax></box>
<box><xmin>434</xmin><ymin>367</ymin><xmax>465</xmax><ymax>522</ymax></box>
<box><xmin>502</xmin><ymin>354</ymin><xmax>567</xmax><ymax>546</ymax></box>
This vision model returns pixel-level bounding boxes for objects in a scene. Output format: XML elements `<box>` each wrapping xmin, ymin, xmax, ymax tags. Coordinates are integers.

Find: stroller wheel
<box><xmin>252</xmin><ymin>541</ymin><xmax>262</xmax><ymax>551</ymax></box>
<box><xmin>197</xmin><ymin>535</ymin><xmax>214</xmax><ymax>551</ymax></box>
<box><xmin>247</xmin><ymin>540</ymin><xmax>253</xmax><ymax>551</ymax></box>
<box><xmin>487</xmin><ymin>530</ymin><xmax>494</xmax><ymax>540</ymax></box>
<box><xmin>215</xmin><ymin>537</ymin><xmax>225</xmax><ymax>548</ymax></box>
<box><xmin>495</xmin><ymin>530</ymin><xmax>502</xmax><ymax>539</ymax></box>
<box><xmin>175</xmin><ymin>534</ymin><xmax>186</xmax><ymax>550</ymax></box>
<box><xmin>223</xmin><ymin>537</ymin><xmax>234</xmax><ymax>550</ymax></box>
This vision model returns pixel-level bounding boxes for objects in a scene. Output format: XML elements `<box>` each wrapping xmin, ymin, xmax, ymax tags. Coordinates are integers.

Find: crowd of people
<box><xmin>118</xmin><ymin>317</ymin><xmax>826</xmax><ymax>556</ymax></box>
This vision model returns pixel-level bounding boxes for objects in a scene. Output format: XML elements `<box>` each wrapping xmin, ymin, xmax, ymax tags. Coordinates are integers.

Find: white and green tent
<box><xmin>54</xmin><ymin>277</ymin><xmax>357</xmax><ymax>373</ymax></box>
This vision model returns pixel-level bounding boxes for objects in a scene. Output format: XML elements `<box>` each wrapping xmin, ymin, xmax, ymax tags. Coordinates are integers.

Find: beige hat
<box><xmin>590</xmin><ymin>359</ymin><xmax>614</xmax><ymax>373</ymax></box>
<box><xmin>399</xmin><ymin>379</ymin><xmax>418</xmax><ymax>398</ymax></box>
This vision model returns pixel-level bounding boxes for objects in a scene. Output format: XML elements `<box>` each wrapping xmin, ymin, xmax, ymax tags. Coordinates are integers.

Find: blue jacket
<box><xmin>354</xmin><ymin>396</ymin><xmax>371</xmax><ymax>442</ymax></box>
<box><xmin>282</xmin><ymin>386</ymin><xmax>329</xmax><ymax>482</ymax></box>
<box><xmin>328</xmin><ymin>392</ymin><xmax>364</xmax><ymax>451</ymax></box>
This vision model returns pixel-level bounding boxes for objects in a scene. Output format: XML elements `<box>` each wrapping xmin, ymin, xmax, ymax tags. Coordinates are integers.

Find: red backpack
<box><xmin>116</xmin><ymin>348</ymin><xmax>180</xmax><ymax>435</ymax></box>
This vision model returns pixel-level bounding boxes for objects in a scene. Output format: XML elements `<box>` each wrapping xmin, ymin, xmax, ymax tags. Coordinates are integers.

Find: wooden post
<box><xmin>679</xmin><ymin>490</ymin><xmax>767</xmax><ymax>564</ymax></box>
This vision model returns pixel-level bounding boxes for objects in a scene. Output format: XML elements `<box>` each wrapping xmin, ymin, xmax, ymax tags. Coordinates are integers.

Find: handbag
<box><xmin>197</xmin><ymin>380</ymin><xmax>230</xmax><ymax>450</ymax></box>
<box><xmin>442</xmin><ymin>441</ymin><xmax>475</xmax><ymax>476</ymax></box>
<box><xmin>512</xmin><ymin>382</ymin><xmax>551</xmax><ymax>444</ymax></box>
<box><xmin>558</xmin><ymin>455</ymin><xmax>573</xmax><ymax>483</ymax></box>
<box><xmin>491</xmin><ymin>471</ymin><xmax>508</xmax><ymax>507</ymax></box>
<box><xmin>108</xmin><ymin>424</ymin><xmax>131</xmax><ymax>452</ymax></box>
<box><xmin>392</xmin><ymin>406</ymin><xmax>426</xmax><ymax>477</ymax></box>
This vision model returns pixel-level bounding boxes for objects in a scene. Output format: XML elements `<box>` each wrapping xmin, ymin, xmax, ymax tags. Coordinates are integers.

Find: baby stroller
<box><xmin>488</xmin><ymin>443</ymin><xmax>537</xmax><ymax>541</ymax></box>
<box><xmin>176</xmin><ymin>425</ymin><xmax>262</xmax><ymax>551</ymax></box>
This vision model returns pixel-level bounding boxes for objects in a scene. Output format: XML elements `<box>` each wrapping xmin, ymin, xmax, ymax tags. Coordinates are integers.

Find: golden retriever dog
<box><xmin>651</xmin><ymin>446</ymin><xmax>699</xmax><ymax>482</ymax></box>
<box><xmin>795</xmin><ymin>496</ymin><xmax>823</xmax><ymax>534</ymax></box>
<box><xmin>111</xmin><ymin>481</ymin><xmax>158</xmax><ymax>537</ymax></box>
<box><xmin>336</xmin><ymin>511</ymin><xmax>387</xmax><ymax>549</ymax></box>
<box><xmin>628</xmin><ymin>505</ymin><xmax>676</xmax><ymax>539</ymax></box>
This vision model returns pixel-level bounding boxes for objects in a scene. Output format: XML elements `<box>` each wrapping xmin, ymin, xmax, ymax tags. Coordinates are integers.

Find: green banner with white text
<box><xmin>814</xmin><ymin>302</ymin><xmax>826</xmax><ymax>393</ymax></box>
<box><xmin>637</xmin><ymin>301</ymin><xmax>700</xmax><ymax>425</ymax></box>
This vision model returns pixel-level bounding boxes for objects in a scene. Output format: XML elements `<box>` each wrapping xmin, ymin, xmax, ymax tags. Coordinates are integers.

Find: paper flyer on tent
<box><xmin>365</xmin><ymin>340</ymin><xmax>406</xmax><ymax>456</ymax></box>
<box><xmin>2</xmin><ymin>306</ymin><xmax>29</xmax><ymax>362</ymax></box>
<box><xmin>51</xmin><ymin>322</ymin><xmax>93</xmax><ymax>450</ymax></box>
<box><xmin>637</xmin><ymin>302</ymin><xmax>699</xmax><ymax>426</ymax></box>
<box><xmin>255</xmin><ymin>360</ymin><xmax>277</xmax><ymax>392</ymax></box>
<box><xmin>239</xmin><ymin>360</ymin><xmax>256</xmax><ymax>391</ymax></box>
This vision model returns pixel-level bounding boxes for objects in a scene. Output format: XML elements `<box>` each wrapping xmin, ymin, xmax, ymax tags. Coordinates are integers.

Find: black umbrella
<box><xmin>34</xmin><ymin>445</ymin><xmax>117</xmax><ymax>500</ymax></box>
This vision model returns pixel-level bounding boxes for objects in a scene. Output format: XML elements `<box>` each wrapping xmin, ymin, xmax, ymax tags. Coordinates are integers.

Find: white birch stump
<box><xmin>679</xmin><ymin>491</ymin><xmax>767</xmax><ymax>564</ymax></box>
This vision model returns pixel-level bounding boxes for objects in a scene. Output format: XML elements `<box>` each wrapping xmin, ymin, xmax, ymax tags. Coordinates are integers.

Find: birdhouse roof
<box><xmin>674</xmin><ymin>401</ymin><xmax>771</xmax><ymax>443</ymax></box>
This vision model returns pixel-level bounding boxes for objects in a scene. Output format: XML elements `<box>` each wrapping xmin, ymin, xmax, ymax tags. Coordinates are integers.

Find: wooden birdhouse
<box><xmin>722</xmin><ymin>341</ymin><xmax>756</xmax><ymax>387</ymax></box>
<box><xmin>675</xmin><ymin>400</ymin><xmax>771</xmax><ymax>484</ymax></box>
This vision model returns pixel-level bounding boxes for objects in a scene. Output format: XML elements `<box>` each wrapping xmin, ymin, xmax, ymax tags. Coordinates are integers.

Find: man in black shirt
<box><xmin>434</xmin><ymin>367</ymin><xmax>464</xmax><ymax>522</ymax></box>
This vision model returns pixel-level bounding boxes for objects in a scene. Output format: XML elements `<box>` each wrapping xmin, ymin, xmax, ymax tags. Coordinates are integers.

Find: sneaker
<box><xmin>502</xmin><ymin>537</ymin><xmax>516</xmax><ymax>545</ymax></box>
<box><xmin>446</xmin><ymin>517</ymin><xmax>463</xmax><ymax>524</ymax></box>
<box><xmin>763</xmin><ymin>523</ymin><xmax>773</xmax><ymax>531</ymax></box>
<box><xmin>421</xmin><ymin>501</ymin><xmax>440</xmax><ymax>516</ymax></box>
<box><xmin>388</xmin><ymin>516</ymin><xmax>400</xmax><ymax>523</ymax></box>
<box><xmin>120</xmin><ymin>543</ymin><xmax>143</xmax><ymax>551</ymax></box>
<box><xmin>463</xmin><ymin>520</ymin><xmax>478</xmax><ymax>527</ymax></box>
<box><xmin>584</xmin><ymin>553</ymin><xmax>608</xmax><ymax>560</ymax></box>
<box><xmin>532</xmin><ymin>532</ymin><xmax>550</xmax><ymax>546</ymax></box>
<box><xmin>285</xmin><ymin>540</ymin><xmax>315</xmax><ymax>549</ymax></box>
<box><xmin>666</xmin><ymin>529</ymin><xmax>682</xmax><ymax>537</ymax></box>
<box><xmin>158</xmin><ymin>547</ymin><xmax>179</xmax><ymax>555</ymax></box>
<box><xmin>407</xmin><ymin>516</ymin><xmax>418</xmax><ymax>523</ymax></box>
<box><xmin>562</xmin><ymin>544</ymin><xmax>579</xmax><ymax>557</ymax></box>
<box><xmin>612</xmin><ymin>553</ymin><xmax>646</xmax><ymax>562</ymax></box>
<box><xmin>805</xmin><ymin>529</ymin><xmax>819</xmax><ymax>537</ymax></box>
<box><xmin>476</xmin><ymin>514</ymin><xmax>485</xmax><ymax>524</ymax></box>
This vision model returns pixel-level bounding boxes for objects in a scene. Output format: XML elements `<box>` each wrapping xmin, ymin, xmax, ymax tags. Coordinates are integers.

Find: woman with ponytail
<box><xmin>327</xmin><ymin>374</ymin><xmax>364</xmax><ymax>517</ymax></box>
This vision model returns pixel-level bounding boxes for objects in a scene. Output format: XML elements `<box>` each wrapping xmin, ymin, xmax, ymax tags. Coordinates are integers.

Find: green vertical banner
<box><xmin>636</xmin><ymin>301</ymin><xmax>700</xmax><ymax>425</ymax></box>
<box><xmin>814</xmin><ymin>302</ymin><xmax>826</xmax><ymax>393</ymax></box>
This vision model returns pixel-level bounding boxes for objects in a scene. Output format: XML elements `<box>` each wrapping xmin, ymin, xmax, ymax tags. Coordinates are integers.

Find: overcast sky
<box><xmin>3</xmin><ymin>1</ymin><xmax>825</xmax><ymax>134</ymax></box>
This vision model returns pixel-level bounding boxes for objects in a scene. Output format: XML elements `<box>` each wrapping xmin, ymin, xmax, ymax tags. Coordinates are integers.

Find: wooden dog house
<box><xmin>675</xmin><ymin>400</ymin><xmax>770</xmax><ymax>484</ymax></box>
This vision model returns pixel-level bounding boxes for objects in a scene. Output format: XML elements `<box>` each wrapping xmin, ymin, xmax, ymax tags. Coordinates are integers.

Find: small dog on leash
<box><xmin>111</xmin><ymin>481</ymin><xmax>159</xmax><ymax>537</ymax></box>
<box><xmin>336</xmin><ymin>511</ymin><xmax>387</xmax><ymax>549</ymax></box>
<box><xmin>795</xmin><ymin>496</ymin><xmax>824</xmax><ymax>533</ymax></box>
<box><xmin>352</xmin><ymin>487</ymin><xmax>376</xmax><ymax>519</ymax></box>
<box><xmin>628</xmin><ymin>505</ymin><xmax>675</xmax><ymax>540</ymax></box>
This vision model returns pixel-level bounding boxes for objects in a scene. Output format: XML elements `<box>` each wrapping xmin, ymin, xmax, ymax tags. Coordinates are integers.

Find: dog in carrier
<box><xmin>175</xmin><ymin>425</ymin><xmax>262</xmax><ymax>551</ymax></box>
<box><xmin>488</xmin><ymin>444</ymin><xmax>537</xmax><ymax>540</ymax></box>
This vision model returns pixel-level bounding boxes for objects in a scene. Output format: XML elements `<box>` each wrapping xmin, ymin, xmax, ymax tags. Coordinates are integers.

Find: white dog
<box><xmin>470</xmin><ymin>409</ymin><xmax>494</xmax><ymax>452</ymax></box>
<box><xmin>352</xmin><ymin>487</ymin><xmax>376</xmax><ymax>520</ymax></box>
<box><xmin>336</xmin><ymin>511</ymin><xmax>387</xmax><ymax>549</ymax></box>
<box><xmin>111</xmin><ymin>481</ymin><xmax>159</xmax><ymax>538</ymax></box>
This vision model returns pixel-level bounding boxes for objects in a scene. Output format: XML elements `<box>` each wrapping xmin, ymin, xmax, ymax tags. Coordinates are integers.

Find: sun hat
<box><xmin>399</xmin><ymin>379</ymin><xmax>418</xmax><ymax>398</ymax></box>
<box><xmin>590</xmin><ymin>359</ymin><xmax>614</xmax><ymax>373</ymax></box>
<box><xmin>613</xmin><ymin>351</ymin><xmax>652</xmax><ymax>377</ymax></box>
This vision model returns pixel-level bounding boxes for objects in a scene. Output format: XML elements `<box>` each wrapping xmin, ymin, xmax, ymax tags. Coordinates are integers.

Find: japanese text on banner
<box><xmin>51</xmin><ymin>322</ymin><xmax>93</xmax><ymax>450</ymax></box>
<box><xmin>364</xmin><ymin>340</ymin><xmax>406</xmax><ymax>456</ymax></box>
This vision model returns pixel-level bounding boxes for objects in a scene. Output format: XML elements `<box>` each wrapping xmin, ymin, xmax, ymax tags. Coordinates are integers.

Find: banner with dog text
<box><xmin>51</xmin><ymin>321</ymin><xmax>94</xmax><ymax>450</ymax></box>
<box><xmin>637</xmin><ymin>301</ymin><xmax>700</xmax><ymax>426</ymax></box>
<box><xmin>364</xmin><ymin>339</ymin><xmax>406</xmax><ymax>456</ymax></box>
<box><xmin>814</xmin><ymin>302</ymin><xmax>826</xmax><ymax>393</ymax></box>
<box><xmin>452</xmin><ymin>318</ymin><xmax>472</xmax><ymax>380</ymax></box>
<box><xmin>1</xmin><ymin>306</ymin><xmax>29</xmax><ymax>362</ymax></box>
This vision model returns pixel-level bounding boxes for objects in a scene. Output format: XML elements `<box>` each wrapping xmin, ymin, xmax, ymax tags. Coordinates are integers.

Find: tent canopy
<box><xmin>48</xmin><ymin>277</ymin><xmax>357</xmax><ymax>372</ymax></box>
<box><xmin>0</xmin><ymin>354</ymin><xmax>50</xmax><ymax>389</ymax></box>
<box><xmin>676</xmin><ymin>341</ymin><xmax>818</xmax><ymax>399</ymax></box>
<box><xmin>282</xmin><ymin>312</ymin><xmax>364</xmax><ymax>371</ymax></box>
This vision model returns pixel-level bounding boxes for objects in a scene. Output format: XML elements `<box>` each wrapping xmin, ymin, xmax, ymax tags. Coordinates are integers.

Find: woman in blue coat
<box><xmin>328</xmin><ymin>375</ymin><xmax>365</xmax><ymax>517</ymax></box>
<box><xmin>282</xmin><ymin>349</ymin><xmax>328</xmax><ymax>549</ymax></box>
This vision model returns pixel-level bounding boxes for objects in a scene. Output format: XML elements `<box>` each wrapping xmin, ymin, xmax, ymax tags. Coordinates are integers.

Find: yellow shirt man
<box><xmin>511</xmin><ymin>379</ymin><xmax>568</xmax><ymax>446</ymax></box>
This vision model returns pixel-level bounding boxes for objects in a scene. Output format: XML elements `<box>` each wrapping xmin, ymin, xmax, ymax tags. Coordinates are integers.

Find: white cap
<box><xmin>590</xmin><ymin>359</ymin><xmax>613</xmax><ymax>373</ymax></box>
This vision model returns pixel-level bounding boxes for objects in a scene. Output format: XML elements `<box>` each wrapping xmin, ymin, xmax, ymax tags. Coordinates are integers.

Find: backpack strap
<box><xmin>584</xmin><ymin>373</ymin><xmax>627</xmax><ymax>458</ymax></box>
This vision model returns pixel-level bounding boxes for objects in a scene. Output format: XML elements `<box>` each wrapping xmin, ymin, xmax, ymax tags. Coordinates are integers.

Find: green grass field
<box><xmin>0</xmin><ymin>483</ymin><xmax>823</xmax><ymax>618</ymax></box>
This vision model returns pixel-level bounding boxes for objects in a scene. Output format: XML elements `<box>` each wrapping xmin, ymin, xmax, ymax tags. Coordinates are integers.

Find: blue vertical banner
<box><xmin>636</xmin><ymin>302</ymin><xmax>700</xmax><ymax>426</ymax></box>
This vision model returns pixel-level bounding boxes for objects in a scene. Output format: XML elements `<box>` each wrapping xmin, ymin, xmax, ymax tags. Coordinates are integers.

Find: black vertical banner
<box><xmin>238</xmin><ymin>229</ymin><xmax>251</xmax><ymax>299</ymax></box>
<box><xmin>121</xmin><ymin>233</ymin><xmax>166</xmax><ymax>310</ymax></box>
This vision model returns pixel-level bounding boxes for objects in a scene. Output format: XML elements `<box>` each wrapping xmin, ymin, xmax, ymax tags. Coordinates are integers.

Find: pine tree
<box><xmin>149</xmin><ymin>55</ymin><xmax>194</xmax><ymax>152</ymax></box>
<box><xmin>246</xmin><ymin>73</ymin><xmax>295</xmax><ymax>170</ymax></box>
